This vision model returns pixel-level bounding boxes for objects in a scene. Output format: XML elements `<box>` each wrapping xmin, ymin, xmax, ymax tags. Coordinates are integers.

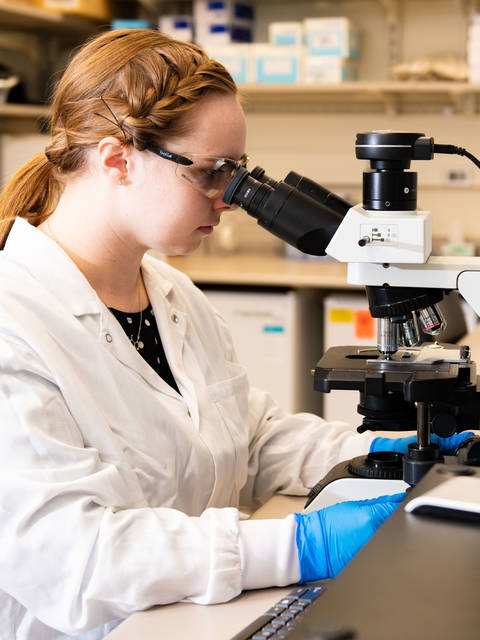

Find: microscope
<box><xmin>223</xmin><ymin>130</ymin><xmax>480</xmax><ymax>507</ymax></box>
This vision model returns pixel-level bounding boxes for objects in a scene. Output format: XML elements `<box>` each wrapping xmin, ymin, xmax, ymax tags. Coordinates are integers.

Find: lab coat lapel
<box><xmin>142</xmin><ymin>263</ymin><xmax>200</xmax><ymax>427</ymax></box>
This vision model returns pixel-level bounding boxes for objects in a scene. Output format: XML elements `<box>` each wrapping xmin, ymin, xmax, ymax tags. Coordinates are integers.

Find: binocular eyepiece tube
<box><xmin>222</xmin><ymin>166</ymin><xmax>350</xmax><ymax>256</ymax></box>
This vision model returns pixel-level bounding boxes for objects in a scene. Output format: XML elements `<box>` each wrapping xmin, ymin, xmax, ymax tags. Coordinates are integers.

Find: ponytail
<box><xmin>0</xmin><ymin>152</ymin><xmax>60</xmax><ymax>248</ymax></box>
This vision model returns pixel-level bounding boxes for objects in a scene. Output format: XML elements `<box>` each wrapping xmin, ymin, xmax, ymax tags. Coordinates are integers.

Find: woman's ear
<box><xmin>97</xmin><ymin>137</ymin><xmax>131</xmax><ymax>184</ymax></box>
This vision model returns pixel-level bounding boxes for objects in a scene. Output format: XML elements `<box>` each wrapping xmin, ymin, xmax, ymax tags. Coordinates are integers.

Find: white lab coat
<box><xmin>0</xmin><ymin>218</ymin><xmax>377</xmax><ymax>639</ymax></box>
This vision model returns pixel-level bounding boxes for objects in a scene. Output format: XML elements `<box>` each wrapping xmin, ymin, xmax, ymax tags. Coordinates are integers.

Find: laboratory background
<box><xmin>1</xmin><ymin>0</ymin><xmax>480</xmax><ymax>428</ymax></box>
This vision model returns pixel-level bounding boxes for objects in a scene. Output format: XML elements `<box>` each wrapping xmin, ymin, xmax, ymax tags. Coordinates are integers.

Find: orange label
<box><xmin>354</xmin><ymin>309</ymin><xmax>375</xmax><ymax>339</ymax></box>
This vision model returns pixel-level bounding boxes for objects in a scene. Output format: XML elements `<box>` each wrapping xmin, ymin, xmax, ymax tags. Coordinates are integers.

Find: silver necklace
<box><xmin>130</xmin><ymin>276</ymin><xmax>145</xmax><ymax>351</ymax></box>
<box><xmin>130</xmin><ymin>307</ymin><xmax>144</xmax><ymax>350</ymax></box>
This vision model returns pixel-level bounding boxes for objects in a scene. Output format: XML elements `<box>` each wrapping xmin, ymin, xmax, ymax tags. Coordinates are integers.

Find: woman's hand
<box><xmin>294</xmin><ymin>493</ymin><xmax>405</xmax><ymax>582</ymax></box>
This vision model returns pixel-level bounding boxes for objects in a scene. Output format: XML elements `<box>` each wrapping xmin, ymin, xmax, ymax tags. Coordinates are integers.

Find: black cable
<box><xmin>433</xmin><ymin>144</ymin><xmax>480</xmax><ymax>169</ymax></box>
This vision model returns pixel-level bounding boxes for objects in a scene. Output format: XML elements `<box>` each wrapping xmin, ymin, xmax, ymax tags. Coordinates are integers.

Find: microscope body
<box><xmin>310</xmin><ymin>198</ymin><xmax>480</xmax><ymax>495</ymax></box>
<box><xmin>223</xmin><ymin>130</ymin><xmax>480</xmax><ymax>499</ymax></box>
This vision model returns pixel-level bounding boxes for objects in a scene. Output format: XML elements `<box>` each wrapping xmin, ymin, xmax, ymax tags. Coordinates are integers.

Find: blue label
<box><xmin>210</xmin><ymin>24</ymin><xmax>229</xmax><ymax>33</ymax></box>
<box><xmin>274</xmin><ymin>35</ymin><xmax>297</xmax><ymax>45</ymax></box>
<box><xmin>256</xmin><ymin>58</ymin><xmax>298</xmax><ymax>84</ymax></box>
<box><xmin>218</xmin><ymin>56</ymin><xmax>248</xmax><ymax>83</ymax></box>
<box><xmin>263</xmin><ymin>325</ymin><xmax>285</xmax><ymax>333</ymax></box>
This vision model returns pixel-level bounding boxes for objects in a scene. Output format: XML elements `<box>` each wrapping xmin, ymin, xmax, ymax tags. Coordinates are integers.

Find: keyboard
<box><xmin>230</xmin><ymin>584</ymin><xmax>327</xmax><ymax>640</ymax></box>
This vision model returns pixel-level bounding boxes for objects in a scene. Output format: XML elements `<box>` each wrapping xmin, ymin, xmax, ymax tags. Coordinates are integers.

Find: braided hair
<box><xmin>0</xmin><ymin>29</ymin><xmax>237</xmax><ymax>247</ymax></box>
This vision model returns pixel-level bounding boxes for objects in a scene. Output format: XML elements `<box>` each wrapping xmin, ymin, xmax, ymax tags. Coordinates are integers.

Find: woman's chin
<box><xmin>164</xmin><ymin>240</ymin><xmax>204</xmax><ymax>256</ymax></box>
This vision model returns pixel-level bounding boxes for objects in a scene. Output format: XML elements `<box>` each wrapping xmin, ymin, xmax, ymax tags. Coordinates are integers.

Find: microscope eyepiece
<box><xmin>249</xmin><ymin>166</ymin><xmax>278</xmax><ymax>187</ymax></box>
<box><xmin>284</xmin><ymin>171</ymin><xmax>351</xmax><ymax>217</ymax></box>
<box><xmin>223</xmin><ymin>166</ymin><xmax>348</xmax><ymax>255</ymax></box>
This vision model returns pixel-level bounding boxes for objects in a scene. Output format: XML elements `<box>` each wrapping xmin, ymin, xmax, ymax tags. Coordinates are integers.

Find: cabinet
<box><xmin>0</xmin><ymin>0</ymin><xmax>103</xmax><ymax>132</ymax></box>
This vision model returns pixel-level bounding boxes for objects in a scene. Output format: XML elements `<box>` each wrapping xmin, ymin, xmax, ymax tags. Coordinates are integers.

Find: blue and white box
<box><xmin>194</xmin><ymin>1</ymin><xmax>254</xmax><ymax>46</ymax></box>
<box><xmin>304</xmin><ymin>17</ymin><xmax>359</xmax><ymax>58</ymax></box>
<box><xmin>268</xmin><ymin>21</ymin><xmax>303</xmax><ymax>47</ymax></box>
<box><xmin>207</xmin><ymin>44</ymin><xmax>251</xmax><ymax>83</ymax></box>
<box><xmin>194</xmin><ymin>0</ymin><xmax>254</xmax><ymax>23</ymax></box>
<box><xmin>158</xmin><ymin>15</ymin><xmax>194</xmax><ymax>42</ymax></box>
<box><xmin>252</xmin><ymin>44</ymin><xmax>302</xmax><ymax>84</ymax></box>
<box><xmin>200</xmin><ymin>23</ymin><xmax>252</xmax><ymax>44</ymax></box>
<box><xmin>111</xmin><ymin>19</ymin><xmax>152</xmax><ymax>29</ymax></box>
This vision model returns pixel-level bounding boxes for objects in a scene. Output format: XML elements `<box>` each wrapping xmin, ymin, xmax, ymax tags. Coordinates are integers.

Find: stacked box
<box><xmin>251</xmin><ymin>44</ymin><xmax>302</xmax><ymax>84</ymax></box>
<box><xmin>206</xmin><ymin>44</ymin><xmax>251</xmax><ymax>84</ymax></box>
<box><xmin>303</xmin><ymin>16</ymin><xmax>359</xmax><ymax>84</ymax></box>
<box><xmin>268</xmin><ymin>22</ymin><xmax>303</xmax><ymax>47</ymax></box>
<box><xmin>158</xmin><ymin>15</ymin><xmax>194</xmax><ymax>42</ymax></box>
<box><xmin>304</xmin><ymin>56</ymin><xmax>358</xmax><ymax>83</ymax></box>
<box><xmin>468</xmin><ymin>15</ymin><xmax>480</xmax><ymax>83</ymax></box>
<box><xmin>194</xmin><ymin>1</ymin><xmax>254</xmax><ymax>46</ymax></box>
<box><xmin>304</xmin><ymin>17</ymin><xmax>359</xmax><ymax>58</ymax></box>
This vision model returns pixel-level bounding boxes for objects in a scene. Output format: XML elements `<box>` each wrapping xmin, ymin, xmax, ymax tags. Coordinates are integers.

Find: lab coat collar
<box><xmin>4</xmin><ymin>217</ymin><xmax>102</xmax><ymax>317</ymax></box>
<box><xmin>3</xmin><ymin>218</ymin><xmax>187</xmax><ymax>404</ymax></box>
<box><xmin>3</xmin><ymin>217</ymin><xmax>174</xmax><ymax>316</ymax></box>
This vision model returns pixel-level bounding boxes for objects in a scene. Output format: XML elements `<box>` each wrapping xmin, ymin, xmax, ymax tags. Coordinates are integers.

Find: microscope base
<box><xmin>303</xmin><ymin>458</ymin><xmax>408</xmax><ymax>512</ymax></box>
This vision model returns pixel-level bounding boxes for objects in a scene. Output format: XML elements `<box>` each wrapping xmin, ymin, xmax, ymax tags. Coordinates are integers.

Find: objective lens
<box><xmin>397</xmin><ymin>313</ymin><xmax>420</xmax><ymax>347</ymax></box>
<box><xmin>417</xmin><ymin>304</ymin><xmax>446</xmax><ymax>336</ymax></box>
<box><xmin>377</xmin><ymin>318</ymin><xmax>398</xmax><ymax>358</ymax></box>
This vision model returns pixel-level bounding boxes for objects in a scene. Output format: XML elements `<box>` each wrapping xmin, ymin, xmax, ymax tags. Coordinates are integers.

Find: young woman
<box><xmin>0</xmin><ymin>28</ymin><xmax>464</xmax><ymax>640</ymax></box>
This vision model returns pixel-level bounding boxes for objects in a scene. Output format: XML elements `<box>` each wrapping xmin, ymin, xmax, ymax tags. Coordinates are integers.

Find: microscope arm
<box><xmin>347</xmin><ymin>257</ymin><xmax>480</xmax><ymax>316</ymax></box>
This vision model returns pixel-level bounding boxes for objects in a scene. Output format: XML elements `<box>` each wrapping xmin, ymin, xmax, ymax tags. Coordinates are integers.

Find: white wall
<box><xmin>245</xmin><ymin>111</ymin><xmax>480</xmax><ymax>243</ymax></box>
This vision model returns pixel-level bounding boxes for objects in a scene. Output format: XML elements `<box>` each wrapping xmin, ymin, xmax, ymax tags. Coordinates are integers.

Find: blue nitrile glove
<box><xmin>370</xmin><ymin>432</ymin><xmax>474</xmax><ymax>455</ymax></box>
<box><xmin>294</xmin><ymin>492</ymin><xmax>405</xmax><ymax>582</ymax></box>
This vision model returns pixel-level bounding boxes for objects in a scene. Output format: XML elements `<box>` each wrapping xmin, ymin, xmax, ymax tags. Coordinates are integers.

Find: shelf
<box><xmin>0</xmin><ymin>103</ymin><xmax>50</xmax><ymax>133</ymax></box>
<box><xmin>0</xmin><ymin>1</ymin><xmax>104</xmax><ymax>33</ymax></box>
<box><xmin>239</xmin><ymin>82</ymin><xmax>480</xmax><ymax>115</ymax></box>
<box><xmin>3</xmin><ymin>80</ymin><xmax>479</xmax><ymax>133</ymax></box>
<box><xmin>165</xmin><ymin>254</ymin><xmax>356</xmax><ymax>289</ymax></box>
<box><xmin>0</xmin><ymin>103</ymin><xmax>49</xmax><ymax>118</ymax></box>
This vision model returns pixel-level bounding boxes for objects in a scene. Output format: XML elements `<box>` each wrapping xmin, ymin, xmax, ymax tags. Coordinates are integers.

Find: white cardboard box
<box><xmin>268</xmin><ymin>21</ymin><xmax>303</xmax><ymax>47</ymax></box>
<box><xmin>304</xmin><ymin>17</ymin><xmax>360</xmax><ymax>58</ymax></box>
<box><xmin>251</xmin><ymin>44</ymin><xmax>303</xmax><ymax>84</ymax></box>
<box><xmin>206</xmin><ymin>44</ymin><xmax>251</xmax><ymax>83</ymax></box>
<box><xmin>322</xmin><ymin>293</ymin><xmax>375</xmax><ymax>427</ymax></box>
<box><xmin>304</xmin><ymin>56</ymin><xmax>358</xmax><ymax>83</ymax></box>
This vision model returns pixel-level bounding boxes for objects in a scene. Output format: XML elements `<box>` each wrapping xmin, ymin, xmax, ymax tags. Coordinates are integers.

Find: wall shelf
<box><xmin>239</xmin><ymin>82</ymin><xmax>480</xmax><ymax>115</ymax></box>
<box><xmin>4</xmin><ymin>80</ymin><xmax>480</xmax><ymax>133</ymax></box>
<box><xmin>0</xmin><ymin>103</ymin><xmax>50</xmax><ymax>134</ymax></box>
<box><xmin>0</xmin><ymin>1</ymin><xmax>103</xmax><ymax>33</ymax></box>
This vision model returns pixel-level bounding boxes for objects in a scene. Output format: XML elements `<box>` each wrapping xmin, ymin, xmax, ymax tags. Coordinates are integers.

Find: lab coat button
<box><xmin>171</xmin><ymin>313</ymin><xmax>179</xmax><ymax>323</ymax></box>
<box><xmin>105</xmin><ymin>333</ymin><xmax>113</xmax><ymax>343</ymax></box>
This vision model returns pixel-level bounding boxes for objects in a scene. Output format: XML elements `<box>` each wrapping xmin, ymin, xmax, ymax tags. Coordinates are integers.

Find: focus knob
<box><xmin>348</xmin><ymin>452</ymin><xmax>404</xmax><ymax>479</ymax></box>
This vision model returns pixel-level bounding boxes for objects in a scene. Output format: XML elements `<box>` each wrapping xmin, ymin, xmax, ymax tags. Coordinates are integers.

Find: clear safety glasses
<box><xmin>147</xmin><ymin>147</ymin><xmax>249</xmax><ymax>199</ymax></box>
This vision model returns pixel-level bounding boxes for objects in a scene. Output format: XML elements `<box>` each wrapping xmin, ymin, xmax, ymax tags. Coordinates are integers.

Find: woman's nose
<box><xmin>213</xmin><ymin>196</ymin><xmax>238</xmax><ymax>212</ymax></box>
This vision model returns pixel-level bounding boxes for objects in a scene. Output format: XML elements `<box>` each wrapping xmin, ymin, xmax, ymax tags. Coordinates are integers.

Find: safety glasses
<box><xmin>147</xmin><ymin>147</ymin><xmax>249</xmax><ymax>199</ymax></box>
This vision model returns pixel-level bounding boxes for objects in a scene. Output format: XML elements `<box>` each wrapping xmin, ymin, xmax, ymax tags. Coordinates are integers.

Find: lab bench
<box><xmin>106</xmin><ymin>494</ymin><xmax>302</xmax><ymax>640</ymax></box>
<box><xmin>165</xmin><ymin>254</ymin><xmax>358</xmax><ymax>290</ymax></box>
